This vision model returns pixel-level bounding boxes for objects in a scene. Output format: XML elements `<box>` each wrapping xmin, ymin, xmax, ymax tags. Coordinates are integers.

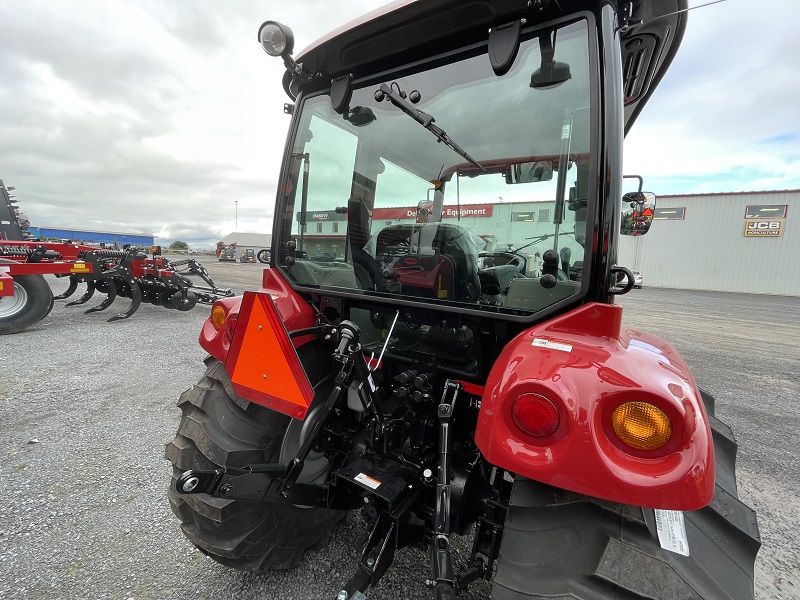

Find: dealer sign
<box><xmin>744</xmin><ymin>219</ymin><xmax>784</xmax><ymax>237</ymax></box>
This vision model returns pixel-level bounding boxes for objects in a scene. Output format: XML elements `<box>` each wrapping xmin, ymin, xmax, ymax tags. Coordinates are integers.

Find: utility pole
<box><xmin>235</xmin><ymin>200</ymin><xmax>238</xmax><ymax>231</ymax></box>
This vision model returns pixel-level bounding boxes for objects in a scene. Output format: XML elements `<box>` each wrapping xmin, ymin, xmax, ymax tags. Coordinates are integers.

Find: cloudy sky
<box><xmin>1</xmin><ymin>0</ymin><xmax>798</xmax><ymax>247</ymax></box>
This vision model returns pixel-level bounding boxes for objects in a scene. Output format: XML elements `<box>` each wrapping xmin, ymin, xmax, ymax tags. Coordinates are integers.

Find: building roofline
<box><xmin>35</xmin><ymin>226</ymin><xmax>152</xmax><ymax>236</ymax></box>
<box><xmin>658</xmin><ymin>189</ymin><xmax>800</xmax><ymax>199</ymax></box>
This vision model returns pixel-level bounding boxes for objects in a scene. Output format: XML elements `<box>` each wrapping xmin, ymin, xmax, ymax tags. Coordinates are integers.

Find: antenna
<box><xmin>651</xmin><ymin>0</ymin><xmax>731</xmax><ymax>22</ymax></box>
<box><xmin>621</xmin><ymin>0</ymin><xmax>732</xmax><ymax>31</ymax></box>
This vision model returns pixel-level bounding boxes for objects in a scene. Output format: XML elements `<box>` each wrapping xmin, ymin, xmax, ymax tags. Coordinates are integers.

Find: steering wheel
<box><xmin>479</xmin><ymin>251</ymin><xmax>526</xmax><ymax>274</ymax></box>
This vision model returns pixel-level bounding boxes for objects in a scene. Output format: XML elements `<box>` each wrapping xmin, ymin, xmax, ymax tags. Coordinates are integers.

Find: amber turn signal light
<box><xmin>611</xmin><ymin>402</ymin><xmax>672</xmax><ymax>451</ymax></box>
<box><xmin>211</xmin><ymin>305</ymin><xmax>227</xmax><ymax>330</ymax></box>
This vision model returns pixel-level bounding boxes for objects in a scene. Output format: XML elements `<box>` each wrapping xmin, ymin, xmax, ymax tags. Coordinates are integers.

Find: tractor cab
<box><xmin>276</xmin><ymin>15</ymin><xmax>592</xmax><ymax>318</ymax></box>
<box><xmin>262</xmin><ymin>0</ymin><xmax>674</xmax><ymax>378</ymax></box>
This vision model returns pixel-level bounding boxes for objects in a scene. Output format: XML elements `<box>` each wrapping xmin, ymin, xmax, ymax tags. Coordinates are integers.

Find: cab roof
<box><xmin>285</xmin><ymin>0</ymin><xmax>687</xmax><ymax>133</ymax></box>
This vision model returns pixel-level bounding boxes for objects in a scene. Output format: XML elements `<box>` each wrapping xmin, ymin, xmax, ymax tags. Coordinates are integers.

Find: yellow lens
<box><xmin>611</xmin><ymin>402</ymin><xmax>672</xmax><ymax>451</ymax></box>
<box><xmin>211</xmin><ymin>305</ymin><xmax>227</xmax><ymax>330</ymax></box>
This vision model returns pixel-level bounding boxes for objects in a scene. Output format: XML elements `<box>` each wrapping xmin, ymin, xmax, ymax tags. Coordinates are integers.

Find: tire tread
<box><xmin>165</xmin><ymin>351</ymin><xmax>342</xmax><ymax>572</ymax></box>
<box><xmin>492</xmin><ymin>406</ymin><xmax>760</xmax><ymax>600</ymax></box>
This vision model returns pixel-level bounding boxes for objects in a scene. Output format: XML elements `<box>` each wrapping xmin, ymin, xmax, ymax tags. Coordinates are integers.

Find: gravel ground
<box><xmin>0</xmin><ymin>260</ymin><xmax>797</xmax><ymax>599</ymax></box>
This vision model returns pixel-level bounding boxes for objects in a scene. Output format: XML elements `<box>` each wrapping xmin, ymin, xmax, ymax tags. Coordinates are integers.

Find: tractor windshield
<box><xmin>277</xmin><ymin>17</ymin><xmax>594</xmax><ymax>318</ymax></box>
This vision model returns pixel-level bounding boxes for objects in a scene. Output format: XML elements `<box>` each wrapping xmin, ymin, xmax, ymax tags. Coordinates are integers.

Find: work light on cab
<box><xmin>511</xmin><ymin>393</ymin><xmax>560</xmax><ymax>438</ymax></box>
<box><xmin>258</xmin><ymin>21</ymin><xmax>294</xmax><ymax>57</ymax></box>
<box><xmin>611</xmin><ymin>401</ymin><xmax>672</xmax><ymax>451</ymax></box>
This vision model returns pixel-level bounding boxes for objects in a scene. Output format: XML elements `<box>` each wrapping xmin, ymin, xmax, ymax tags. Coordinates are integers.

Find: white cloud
<box><xmin>624</xmin><ymin>0</ymin><xmax>800</xmax><ymax>193</ymax></box>
<box><xmin>1</xmin><ymin>0</ymin><xmax>797</xmax><ymax>247</ymax></box>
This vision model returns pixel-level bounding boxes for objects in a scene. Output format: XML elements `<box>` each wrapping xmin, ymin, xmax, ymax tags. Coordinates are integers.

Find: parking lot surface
<box><xmin>1</xmin><ymin>259</ymin><xmax>797</xmax><ymax>599</ymax></box>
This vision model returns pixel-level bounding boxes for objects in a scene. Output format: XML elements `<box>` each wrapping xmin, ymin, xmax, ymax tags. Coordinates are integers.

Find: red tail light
<box><xmin>511</xmin><ymin>393</ymin><xmax>560</xmax><ymax>438</ymax></box>
<box><xmin>226</xmin><ymin>317</ymin><xmax>238</xmax><ymax>339</ymax></box>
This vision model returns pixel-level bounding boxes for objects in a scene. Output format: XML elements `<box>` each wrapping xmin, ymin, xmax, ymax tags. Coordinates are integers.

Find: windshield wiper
<box><xmin>376</xmin><ymin>83</ymin><xmax>487</xmax><ymax>173</ymax></box>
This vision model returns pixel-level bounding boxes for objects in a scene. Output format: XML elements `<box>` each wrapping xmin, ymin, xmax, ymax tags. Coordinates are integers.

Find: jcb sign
<box><xmin>744</xmin><ymin>219</ymin><xmax>784</xmax><ymax>237</ymax></box>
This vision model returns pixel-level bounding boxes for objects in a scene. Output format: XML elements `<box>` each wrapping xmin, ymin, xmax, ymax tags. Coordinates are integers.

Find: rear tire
<box><xmin>165</xmin><ymin>342</ymin><xmax>343</xmax><ymax>571</ymax></box>
<box><xmin>0</xmin><ymin>259</ymin><xmax>54</xmax><ymax>334</ymax></box>
<box><xmin>492</xmin><ymin>392</ymin><xmax>760</xmax><ymax>600</ymax></box>
<box><xmin>41</xmin><ymin>284</ymin><xmax>55</xmax><ymax>321</ymax></box>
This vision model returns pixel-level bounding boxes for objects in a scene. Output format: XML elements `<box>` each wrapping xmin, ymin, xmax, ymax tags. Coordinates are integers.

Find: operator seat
<box><xmin>425</xmin><ymin>223</ymin><xmax>481</xmax><ymax>301</ymax></box>
<box><xmin>347</xmin><ymin>196</ymin><xmax>375</xmax><ymax>289</ymax></box>
<box><xmin>375</xmin><ymin>222</ymin><xmax>481</xmax><ymax>302</ymax></box>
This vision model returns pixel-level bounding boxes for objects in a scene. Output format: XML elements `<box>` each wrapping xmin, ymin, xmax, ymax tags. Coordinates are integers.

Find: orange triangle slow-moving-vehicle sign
<box><xmin>225</xmin><ymin>292</ymin><xmax>314</xmax><ymax>420</ymax></box>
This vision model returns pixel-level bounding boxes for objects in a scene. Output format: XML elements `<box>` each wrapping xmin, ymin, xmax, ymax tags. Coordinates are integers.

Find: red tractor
<box><xmin>166</xmin><ymin>2</ymin><xmax>759</xmax><ymax>598</ymax></box>
<box><xmin>217</xmin><ymin>242</ymin><xmax>238</xmax><ymax>261</ymax></box>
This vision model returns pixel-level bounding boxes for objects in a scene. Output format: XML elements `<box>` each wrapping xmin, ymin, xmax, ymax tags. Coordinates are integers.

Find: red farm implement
<box><xmin>0</xmin><ymin>241</ymin><xmax>233</xmax><ymax>334</ymax></box>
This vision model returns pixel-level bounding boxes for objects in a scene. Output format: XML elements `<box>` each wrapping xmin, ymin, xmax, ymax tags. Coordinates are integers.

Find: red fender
<box><xmin>474</xmin><ymin>302</ymin><xmax>714</xmax><ymax>510</ymax></box>
<box><xmin>199</xmin><ymin>266</ymin><xmax>316</xmax><ymax>363</ymax></box>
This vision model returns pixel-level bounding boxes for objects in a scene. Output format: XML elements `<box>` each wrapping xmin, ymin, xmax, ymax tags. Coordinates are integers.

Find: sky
<box><xmin>1</xmin><ymin>0</ymin><xmax>798</xmax><ymax>248</ymax></box>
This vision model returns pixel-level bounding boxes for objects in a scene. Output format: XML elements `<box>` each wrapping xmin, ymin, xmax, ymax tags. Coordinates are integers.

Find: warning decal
<box><xmin>654</xmin><ymin>509</ymin><xmax>690</xmax><ymax>556</ymax></box>
<box><xmin>354</xmin><ymin>473</ymin><xmax>382</xmax><ymax>490</ymax></box>
<box><xmin>532</xmin><ymin>338</ymin><xmax>573</xmax><ymax>353</ymax></box>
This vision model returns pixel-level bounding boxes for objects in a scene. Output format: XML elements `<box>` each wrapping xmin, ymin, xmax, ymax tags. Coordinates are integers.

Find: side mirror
<box><xmin>505</xmin><ymin>160</ymin><xmax>554</xmax><ymax>184</ymax></box>
<box><xmin>416</xmin><ymin>199</ymin><xmax>434</xmax><ymax>223</ymax></box>
<box><xmin>620</xmin><ymin>191</ymin><xmax>656</xmax><ymax>236</ymax></box>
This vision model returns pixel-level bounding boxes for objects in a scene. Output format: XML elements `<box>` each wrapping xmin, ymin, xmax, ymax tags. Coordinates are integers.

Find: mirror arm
<box><xmin>622</xmin><ymin>174</ymin><xmax>643</xmax><ymax>193</ymax></box>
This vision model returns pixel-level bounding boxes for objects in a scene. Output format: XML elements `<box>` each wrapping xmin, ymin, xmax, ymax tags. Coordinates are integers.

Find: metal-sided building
<box><xmin>26</xmin><ymin>226</ymin><xmax>154</xmax><ymax>248</ymax></box>
<box><xmin>300</xmin><ymin>191</ymin><xmax>799</xmax><ymax>296</ymax></box>
<box><xmin>298</xmin><ymin>201</ymin><xmax>564</xmax><ymax>265</ymax></box>
<box><xmin>283</xmin><ymin>190</ymin><xmax>799</xmax><ymax>296</ymax></box>
<box><xmin>618</xmin><ymin>190</ymin><xmax>799</xmax><ymax>296</ymax></box>
<box><xmin>220</xmin><ymin>232</ymin><xmax>272</xmax><ymax>255</ymax></box>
